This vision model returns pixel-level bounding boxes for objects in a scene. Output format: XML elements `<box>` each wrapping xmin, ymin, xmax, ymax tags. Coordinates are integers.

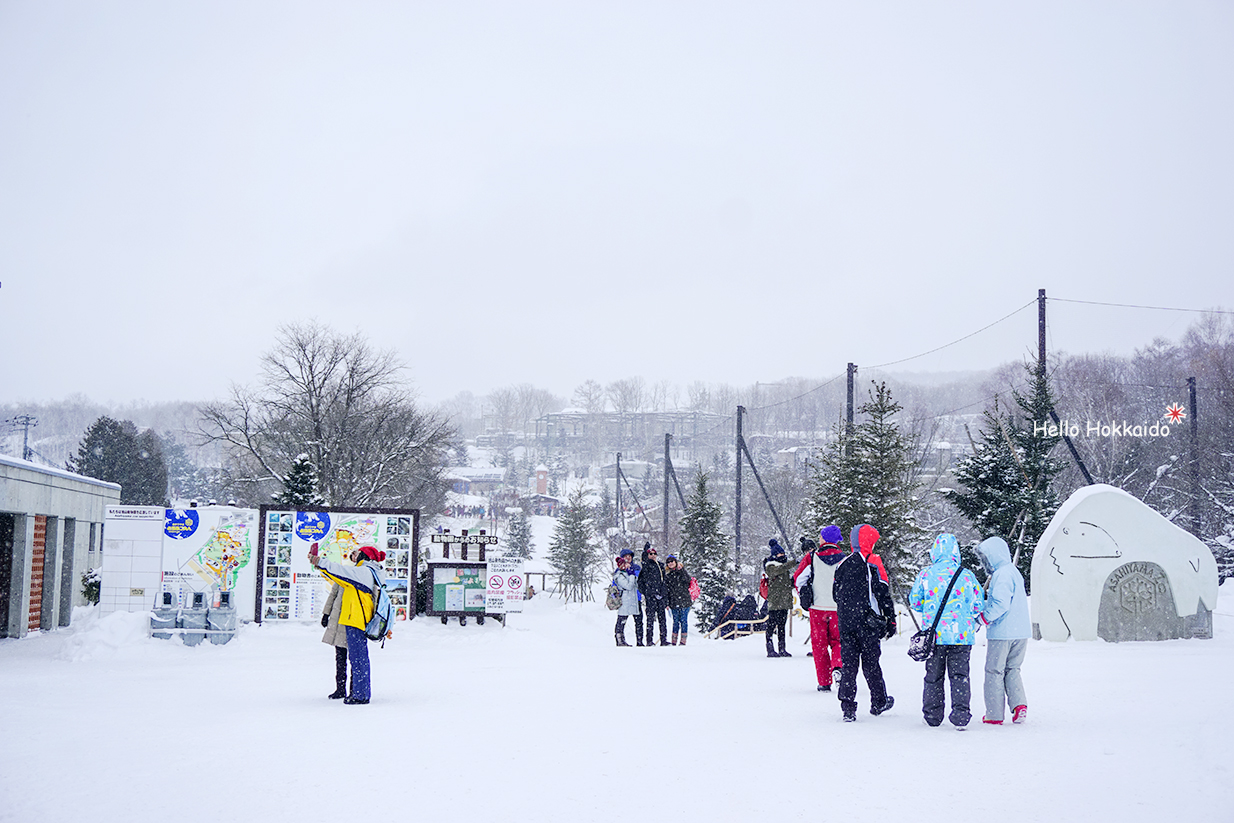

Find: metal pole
<box><xmin>735</xmin><ymin>406</ymin><xmax>743</xmax><ymax>581</ymax></box>
<box><xmin>1038</xmin><ymin>288</ymin><xmax>1047</xmax><ymax>374</ymax></box>
<box><xmin>1189</xmin><ymin>376</ymin><xmax>1201</xmax><ymax>537</ymax></box>
<box><xmin>846</xmin><ymin>364</ymin><xmax>856</xmax><ymax>457</ymax></box>
<box><xmin>615</xmin><ymin>451</ymin><xmax>622</xmax><ymax>532</ymax></box>
<box><xmin>663</xmin><ymin>433</ymin><xmax>671</xmax><ymax>549</ymax></box>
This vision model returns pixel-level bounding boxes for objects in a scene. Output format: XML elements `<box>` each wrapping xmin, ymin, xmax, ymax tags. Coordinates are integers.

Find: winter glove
<box><xmin>321</xmin><ymin>613</ymin><xmax>329</xmax><ymax>628</ymax></box>
<box><xmin>884</xmin><ymin>618</ymin><xmax>897</xmax><ymax>639</ymax></box>
<box><xmin>976</xmin><ymin>613</ymin><xmax>989</xmax><ymax>630</ymax></box>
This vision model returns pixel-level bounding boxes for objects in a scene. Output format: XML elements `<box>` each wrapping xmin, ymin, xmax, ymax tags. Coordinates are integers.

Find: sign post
<box><xmin>485</xmin><ymin>556</ymin><xmax>525</xmax><ymax>620</ymax></box>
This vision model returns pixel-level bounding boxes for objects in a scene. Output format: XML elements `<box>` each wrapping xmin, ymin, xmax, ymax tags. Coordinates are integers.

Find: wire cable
<box><xmin>865</xmin><ymin>299</ymin><xmax>1036</xmax><ymax>371</ymax></box>
<box><xmin>1051</xmin><ymin>297</ymin><xmax>1234</xmax><ymax>315</ymax></box>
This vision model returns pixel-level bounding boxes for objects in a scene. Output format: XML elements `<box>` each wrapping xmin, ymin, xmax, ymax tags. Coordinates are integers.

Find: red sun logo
<box><xmin>1164</xmin><ymin>402</ymin><xmax>1186</xmax><ymax>424</ymax></box>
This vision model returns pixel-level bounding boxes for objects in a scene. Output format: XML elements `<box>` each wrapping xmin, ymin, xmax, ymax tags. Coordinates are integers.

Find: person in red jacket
<box><xmin>794</xmin><ymin>526</ymin><xmax>847</xmax><ymax>692</ymax></box>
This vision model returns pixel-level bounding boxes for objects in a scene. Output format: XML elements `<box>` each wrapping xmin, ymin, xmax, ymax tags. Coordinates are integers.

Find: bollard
<box><xmin>181</xmin><ymin>591</ymin><xmax>207</xmax><ymax>646</ymax></box>
<box><xmin>207</xmin><ymin>590</ymin><xmax>237</xmax><ymax>645</ymax></box>
<box><xmin>151</xmin><ymin>591</ymin><xmax>177</xmax><ymax>640</ymax></box>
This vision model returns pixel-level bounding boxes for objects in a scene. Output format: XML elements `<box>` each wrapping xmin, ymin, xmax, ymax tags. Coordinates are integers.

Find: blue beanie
<box><xmin>819</xmin><ymin>525</ymin><xmax>843</xmax><ymax>545</ymax></box>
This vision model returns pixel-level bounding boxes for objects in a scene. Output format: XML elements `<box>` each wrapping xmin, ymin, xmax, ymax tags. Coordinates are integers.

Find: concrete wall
<box><xmin>0</xmin><ymin>455</ymin><xmax>121</xmax><ymax>638</ymax></box>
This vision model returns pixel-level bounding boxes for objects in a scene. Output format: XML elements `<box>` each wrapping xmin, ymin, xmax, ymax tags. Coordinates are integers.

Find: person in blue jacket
<box><xmin>309</xmin><ymin>543</ymin><xmax>386</xmax><ymax>705</ymax></box>
<box><xmin>976</xmin><ymin>536</ymin><xmax>1030</xmax><ymax>725</ymax></box>
<box><xmin>909</xmin><ymin>534</ymin><xmax>985</xmax><ymax>729</ymax></box>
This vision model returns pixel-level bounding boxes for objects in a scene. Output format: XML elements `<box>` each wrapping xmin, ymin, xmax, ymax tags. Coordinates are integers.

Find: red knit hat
<box><xmin>358</xmin><ymin>545</ymin><xmax>386</xmax><ymax>562</ymax></box>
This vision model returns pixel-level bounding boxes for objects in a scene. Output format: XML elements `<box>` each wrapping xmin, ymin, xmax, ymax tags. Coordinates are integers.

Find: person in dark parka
<box><xmin>638</xmin><ymin>543</ymin><xmax>670</xmax><ymax>646</ymax></box>
<box><xmin>832</xmin><ymin>524</ymin><xmax>897</xmax><ymax>722</ymax></box>
<box><xmin>763</xmin><ymin>539</ymin><xmax>795</xmax><ymax>658</ymax></box>
<box><xmin>663</xmin><ymin>554</ymin><xmax>693</xmax><ymax>645</ymax></box>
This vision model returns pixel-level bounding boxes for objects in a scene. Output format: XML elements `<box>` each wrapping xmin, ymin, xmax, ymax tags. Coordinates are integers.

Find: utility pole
<box><xmin>663</xmin><ymin>434</ymin><xmax>671</xmax><ymax>549</ymax></box>
<box><xmin>735</xmin><ymin>406</ymin><xmax>744</xmax><ymax>579</ymax></box>
<box><xmin>7</xmin><ymin>415</ymin><xmax>38</xmax><ymax>461</ymax></box>
<box><xmin>615</xmin><ymin>451</ymin><xmax>623</xmax><ymax>532</ymax></box>
<box><xmin>1038</xmin><ymin>288</ymin><xmax>1095</xmax><ymax>485</ymax></box>
<box><xmin>845</xmin><ymin>363</ymin><xmax>856</xmax><ymax>456</ymax></box>
<box><xmin>1038</xmin><ymin>288</ymin><xmax>1047</xmax><ymax>373</ymax></box>
<box><xmin>1188</xmin><ymin>376</ymin><xmax>1201</xmax><ymax>537</ymax></box>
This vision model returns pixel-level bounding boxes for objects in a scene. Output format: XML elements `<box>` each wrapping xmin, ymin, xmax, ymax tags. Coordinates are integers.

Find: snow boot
<box><xmin>1012</xmin><ymin>705</ymin><xmax>1028</xmax><ymax>724</ymax></box>
<box><xmin>778</xmin><ymin>644</ymin><xmax>792</xmax><ymax>657</ymax></box>
<box><xmin>328</xmin><ymin>689</ymin><xmax>346</xmax><ymax>699</ymax></box>
<box><xmin>766</xmin><ymin>638</ymin><xmax>780</xmax><ymax>657</ymax></box>
<box><xmin>343</xmin><ymin>696</ymin><xmax>369</xmax><ymax>705</ymax></box>
<box><xmin>679</xmin><ymin>634</ymin><xmax>686</xmax><ymax>646</ymax></box>
<box><xmin>982</xmin><ymin>716</ymin><xmax>1003</xmax><ymax>725</ymax></box>
<box><xmin>832</xmin><ymin>667</ymin><xmax>843</xmax><ymax>685</ymax></box>
<box><xmin>636</xmin><ymin>636</ymin><xmax>645</xmax><ymax>647</ymax></box>
<box><xmin>671</xmin><ymin>632</ymin><xmax>679</xmax><ymax>645</ymax></box>
<box><xmin>817</xmin><ymin>684</ymin><xmax>831</xmax><ymax>693</ymax></box>
<box><xmin>870</xmin><ymin>695</ymin><xmax>895</xmax><ymax>716</ymax></box>
<box><xmin>616</xmin><ymin>633</ymin><xmax>630</xmax><ymax>647</ymax></box>
<box><xmin>842</xmin><ymin>707</ymin><xmax>857</xmax><ymax>722</ymax></box>
<box><xmin>659</xmin><ymin>636</ymin><xmax>670</xmax><ymax>646</ymax></box>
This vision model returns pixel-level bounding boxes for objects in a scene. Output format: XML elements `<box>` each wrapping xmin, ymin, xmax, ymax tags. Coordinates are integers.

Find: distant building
<box><xmin>1</xmin><ymin>454</ymin><xmax>121</xmax><ymax>638</ymax></box>
<box><xmin>445</xmin><ymin>467</ymin><xmax>506</xmax><ymax>496</ymax></box>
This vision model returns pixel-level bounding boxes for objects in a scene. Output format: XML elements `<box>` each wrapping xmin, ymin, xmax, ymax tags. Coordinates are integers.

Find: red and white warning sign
<box><xmin>485</xmin><ymin>558</ymin><xmax>525</xmax><ymax>614</ymax></box>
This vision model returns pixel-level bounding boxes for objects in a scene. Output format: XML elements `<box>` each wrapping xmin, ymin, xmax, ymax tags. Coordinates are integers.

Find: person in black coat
<box><xmin>663</xmin><ymin>554</ymin><xmax>693</xmax><ymax>645</ymax></box>
<box><xmin>832</xmin><ymin>524</ymin><xmax>897</xmax><ymax>722</ymax></box>
<box><xmin>638</xmin><ymin>543</ymin><xmax>670</xmax><ymax>646</ymax></box>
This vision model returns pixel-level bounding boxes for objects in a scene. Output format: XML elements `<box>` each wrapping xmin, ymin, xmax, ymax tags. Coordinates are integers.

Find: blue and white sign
<box><xmin>164</xmin><ymin>509</ymin><xmax>200</xmax><ymax>540</ymax></box>
<box><xmin>295</xmin><ymin>511</ymin><xmax>331</xmax><ymax>542</ymax></box>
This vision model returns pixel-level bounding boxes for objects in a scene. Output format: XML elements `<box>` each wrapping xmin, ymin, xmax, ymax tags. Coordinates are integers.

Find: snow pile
<box><xmin>1</xmin><ymin>584</ymin><xmax>1231</xmax><ymax>822</ymax></box>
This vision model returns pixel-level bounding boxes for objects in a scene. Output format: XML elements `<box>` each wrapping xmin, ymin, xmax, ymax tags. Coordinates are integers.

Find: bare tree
<box><xmin>606</xmin><ymin>377</ymin><xmax>645</xmax><ymax>414</ymax></box>
<box><xmin>197</xmin><ymin>321</ymin><xmax>454</xmax><ymax>511</ymax></box>
<box><xmin>572</xmin><ymin>380</ymin><xmax>606</xmax><ymax>414</ymax></box>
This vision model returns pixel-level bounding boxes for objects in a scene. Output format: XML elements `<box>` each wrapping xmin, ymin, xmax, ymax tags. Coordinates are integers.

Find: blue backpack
<box><xmin>362</xmin><ymin>566</ymin><xmax>394</xmax><ymax>644</ymax></box>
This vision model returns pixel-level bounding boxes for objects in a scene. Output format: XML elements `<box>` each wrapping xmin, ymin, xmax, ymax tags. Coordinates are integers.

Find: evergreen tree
<box><xmin>800</xmin><ymin>421</ymin><xmax>863</xmax><ymax>543</ymax></box>
<box><xmin>945</xmin><ymin>364</ymin><xmax>1064</xmax><ymax>587</ymax></box>
<box><xmin>273</xmin><ymin>453</ymin><xmax>324</xmax><ymax>508</ymax></box>
<box><xmin>547</xmin><ymin>487</ymin><xmax>601</xmax><ymax>602</ymax></box>
<box><xmin>68</xmin><ymin>416</ymin><xmax>169</xmax><ymax>506</ymax></box>
<box><xmin>852</xmin><ymin>382</ymin><xmax>924</xmax><ymax>593</ymax></box>
<box><xmin>800</xmin><ymin>383</ymin><xmax>924</xmax><ymax>594</ymax></box>
<box><xmin>678</xmin><ymin>471</ymin><xmax>731</xmax><ymax>629</ymax></box>
<box><xmin>505</xmin><ymin>507</ymin><xmax>534</xmax><ymax>560</ymax></box>
<box><xmin>595</xmin><ymin>482</ymin><xmax>615</xmax><ymax>531</ymax></box>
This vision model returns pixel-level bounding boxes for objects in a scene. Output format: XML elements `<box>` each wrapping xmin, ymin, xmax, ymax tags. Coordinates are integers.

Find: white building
<box><xmin>0</xmin><ymin>455</ymin><xmax>121</xmax><ymax>638</ymax></box>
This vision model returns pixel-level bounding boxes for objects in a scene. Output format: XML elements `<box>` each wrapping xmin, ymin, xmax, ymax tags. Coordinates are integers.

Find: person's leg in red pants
<box><xmin>809</xmin><ymin>609</ymin><xmax>835</xmax><ymax>687</ymax></box>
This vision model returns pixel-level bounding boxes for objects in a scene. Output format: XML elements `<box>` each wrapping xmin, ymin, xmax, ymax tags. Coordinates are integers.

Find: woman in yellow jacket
<box><xmin>309</xmin><ymin>543</ymin><xmax>385</xmax><ymax>705</ymax></box>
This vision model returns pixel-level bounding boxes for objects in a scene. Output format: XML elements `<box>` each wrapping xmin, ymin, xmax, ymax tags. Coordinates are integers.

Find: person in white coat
<box><xmin>976</xmin><ymin>536</ymin><xmax>1031</xmax><ymax>725</ymax></box>
<box><xmin>613</xmin><ymin>549</ymin><xmax>644</xmax><ymax>647</ymax></box>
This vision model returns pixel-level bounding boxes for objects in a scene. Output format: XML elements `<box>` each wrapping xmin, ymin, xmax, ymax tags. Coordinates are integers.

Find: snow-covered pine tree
<box><xmin>678</xmin><ymin>471</ymin><xmax>731</xmax><ymax>631</ymax></box>
<box><xmin>273</xmin><ymin>453</ymin><xmax>324</xmax><ymax>508</ymax></box>
<box><xmin>852</xmin><ymin>382</ymin><xmax>924</xmax><ymax>594</ymax></box>
<box><xmin>945</xmin><ymin>364</ymin><xmax>1063</xmax><ymax>587</ymax></box>
<box><xmin>800</xmin><ymin>420</ymin><xmax>864</xmax><ymax>546</ymax></box>
<box><xmin>547</xmin><ymin>487</ymin><xmax>601</xmax><ymax>602</ymax></box>
<box><xmin>505</xmin><ymin>507</ymin><xmax>534</xmax><ymax>560</ymax></box>
<box><xmin>1008</xmin><ymin>363</ymin><xmax>1064</xmax><ymax>571</ymax></box>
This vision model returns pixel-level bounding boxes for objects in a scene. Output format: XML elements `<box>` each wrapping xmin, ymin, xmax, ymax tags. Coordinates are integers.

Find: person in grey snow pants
<box><xmin>976</xmin><ymin>536</ymin><xmax>1031</xmax><ymax>724</ymax></box>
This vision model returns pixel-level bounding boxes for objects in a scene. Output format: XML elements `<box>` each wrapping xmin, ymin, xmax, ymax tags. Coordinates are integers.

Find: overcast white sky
<box><xmin>1</xmin><ymin>1</ymin><xmax>1231</xmax><ymax>407</ymax></box>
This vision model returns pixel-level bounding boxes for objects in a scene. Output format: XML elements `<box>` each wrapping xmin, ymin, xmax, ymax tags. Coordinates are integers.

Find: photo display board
<box><xmin>160</xmin><ymin>506</ymin><xmax>259</xmax><ymax>622</ymax></box>
<box><xmin>255</xmin><ymin>505</ymin><xmax>419</xmax><ymax>624</ymax></box>
<box><xmin>429</xmin><ymin>562</ymin><xmax>488</xmax><ymax>614</ymax></box>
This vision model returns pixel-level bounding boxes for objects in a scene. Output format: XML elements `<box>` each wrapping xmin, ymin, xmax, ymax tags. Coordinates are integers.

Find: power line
<box><xmin>866</xmin><ymin>299</ymin><xmax>1036</xmax><ymax>370</ymax></box>
<box><xmin>1051</xmin><ymin>297</ymin><xmax>1234</xmax><ymax>315</ymax></box>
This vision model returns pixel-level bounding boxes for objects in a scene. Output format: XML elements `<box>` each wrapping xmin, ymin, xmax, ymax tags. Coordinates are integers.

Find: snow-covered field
<box><xmin>2</xmin><ymin>580</ymin><xmax>1231</xmax><ymax>823</ymax></box>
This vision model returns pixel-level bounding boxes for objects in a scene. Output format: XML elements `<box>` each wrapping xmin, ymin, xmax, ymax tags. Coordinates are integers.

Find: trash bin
<box><xmin>182</xmin><ymin>591</ymin><xmax>208</xmax><ymax>647</ymax></box>
<box><xmin>151</xmin><ymin>591</ymin><xmax>177</xmax><ymax>640</ymax></box>
<box><xmin>208</xmin><ymin>590</ymin><xmax>237</xmax><ymax>645</ymax></box>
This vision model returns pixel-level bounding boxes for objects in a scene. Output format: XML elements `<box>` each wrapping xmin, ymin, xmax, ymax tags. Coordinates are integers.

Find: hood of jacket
<box><xmin>977</xmin><ymin>536</ymin><xmax>1012</xmax><ymax>573</ymax></box>
<box><xmin>929</xmin><ymin>533</ymin><xmax>961</xmax><ymax>566</ymax></box>
<box><xmin>815</xmin><ymin>545</ymin><xmax>846</xmax><ymax>566</ymax></box>
<box><xmin>849</xmin><ymin>524</ymin><xmax>880</xmax><ymax>558</ymax></box>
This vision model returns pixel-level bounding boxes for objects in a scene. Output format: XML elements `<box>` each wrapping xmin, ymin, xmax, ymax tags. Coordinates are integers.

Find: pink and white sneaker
<box><xmin>982</xmin><ymin>716</ymin><xmax>1003</xmax><ymax>725</ymax></box>
<box><xmin>1012</xmin><ymin>705</ymin><xmax>1028</xmax><ymax>724</ymax></box>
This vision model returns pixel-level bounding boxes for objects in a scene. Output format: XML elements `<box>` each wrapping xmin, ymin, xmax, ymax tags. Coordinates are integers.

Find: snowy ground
<box><xmin>2</xmin><ymin>583</ymin><xmax>1232</xmax><ymax>823</ymax></box>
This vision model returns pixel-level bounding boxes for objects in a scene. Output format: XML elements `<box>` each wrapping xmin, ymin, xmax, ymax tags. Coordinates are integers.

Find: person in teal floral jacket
<box><xmin>909</xmin><ymin>533</ymin><xmax>985</xmax><ymax>729</ymax></box>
